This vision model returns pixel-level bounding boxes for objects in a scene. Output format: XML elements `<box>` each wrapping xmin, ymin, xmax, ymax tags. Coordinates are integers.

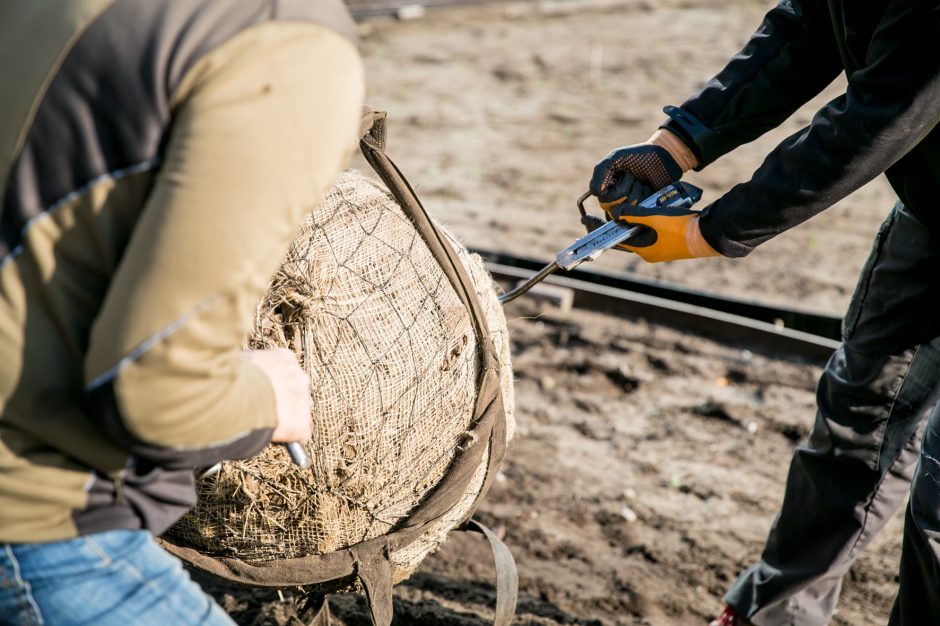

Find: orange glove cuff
<box><xmin>686</xmin><ymin>216</ymin><xmax>719</xmax><ymax>259</ymax></box>
<box><xmin>619</xmin><ymin>214</ymin><xmax>718</xmax><ymax>263</ymax></box>
<box><xmin>647</xmin><ymin>129</ymin><xmax>698</xmax><ymax>173</ymax></box>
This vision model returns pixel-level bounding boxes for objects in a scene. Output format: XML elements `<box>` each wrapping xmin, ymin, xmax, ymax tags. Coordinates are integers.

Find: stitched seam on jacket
<box><xmin>6</xmin><ymin>1</ymin><xmax>118</xmax><ymax>185</ymax></box>
<box><xmin>84</xmin><ymin>294</ymin><xmax>221</xmax><ymax>391</ymax></box>
<box><xmin>0</xmin><ymin>158</ymin><xmax>160</xmax><ymax>270</ymax></box>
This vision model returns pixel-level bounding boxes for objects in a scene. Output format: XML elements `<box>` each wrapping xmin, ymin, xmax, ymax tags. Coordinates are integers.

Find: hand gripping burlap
<box><xmin>160</xmin><ymin>109</ymin><xmax>516</xmax><ymax>626</ymax></box>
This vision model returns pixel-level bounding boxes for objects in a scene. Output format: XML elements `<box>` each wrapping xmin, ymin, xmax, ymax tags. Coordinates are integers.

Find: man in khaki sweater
<box><xmin>0</xmin><ymin>1</ymin><xmax>364</xmax><ymax>623</ymax></box>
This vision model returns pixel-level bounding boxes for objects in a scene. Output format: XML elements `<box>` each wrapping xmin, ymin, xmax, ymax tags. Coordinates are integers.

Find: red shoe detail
<box><xmin>709</xmin><ymin>605</ymin><xmax>749</xmax><ymax>626</ymax></box>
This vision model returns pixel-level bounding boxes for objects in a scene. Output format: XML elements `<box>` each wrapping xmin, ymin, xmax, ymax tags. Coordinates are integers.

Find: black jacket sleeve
<box><xmin>664</xmin><ymin>0</ymin><xmax>842</xmax><ymax>166</ymax></box>
<box><xmin>695</xmin><ymin>0</ymin><xmax>940</xmax><ymax>257</ymax></box>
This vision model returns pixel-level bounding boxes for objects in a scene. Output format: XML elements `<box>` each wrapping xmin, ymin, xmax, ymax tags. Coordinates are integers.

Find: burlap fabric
<box><xmin>163</xmin><ymin>111</ymin><xmax>514</xmax><ymax>624</ymax></box>
<box><xmin>168</xmin><ymin>168</ymin><xmax>513</xmax><ymax>576</ymax></box>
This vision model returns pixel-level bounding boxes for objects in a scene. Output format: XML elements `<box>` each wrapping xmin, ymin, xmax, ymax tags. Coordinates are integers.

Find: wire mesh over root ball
<box><xmin>168</xmin><ymin>170</ymin><xmax>514</xmax><ymax>583</ymax></box>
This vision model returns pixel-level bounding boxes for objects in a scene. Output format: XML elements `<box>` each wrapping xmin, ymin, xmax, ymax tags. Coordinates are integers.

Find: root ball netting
<box><xmin>167</xmin><ymin>169</ymin><xmax>514</xmax><ymax>583</ymax></box>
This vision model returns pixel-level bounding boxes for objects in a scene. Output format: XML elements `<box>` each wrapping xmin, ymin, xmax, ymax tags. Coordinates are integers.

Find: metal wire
<box><xmin>497</xmin><ymin>262</ymin><xmax>560</xmax><ymax>304</ymax></box>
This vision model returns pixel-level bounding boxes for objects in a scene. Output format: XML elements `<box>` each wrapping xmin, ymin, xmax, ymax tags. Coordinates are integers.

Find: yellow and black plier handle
<box><xmin>498</xmin><ymin>182</ymin><xmax>701</xmax><ymax>304</ymax></box>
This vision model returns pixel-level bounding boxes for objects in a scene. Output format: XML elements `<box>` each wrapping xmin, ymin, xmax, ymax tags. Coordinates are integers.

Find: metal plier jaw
<box><xmin>498</xmin><ymin>181</ymin><xmax>702</xmax><ymax>303</ymax></box>
<box><xmin>561</xmin><ymin>181</ymin><xmax>702</xmax><ymax>270</ymax></box>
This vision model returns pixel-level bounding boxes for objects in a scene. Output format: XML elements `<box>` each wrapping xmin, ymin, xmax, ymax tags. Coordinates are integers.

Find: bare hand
<box><xmin>242</xmin><ymin>348</ymin><xmax>312</xmax><ymax>443</ymax></box>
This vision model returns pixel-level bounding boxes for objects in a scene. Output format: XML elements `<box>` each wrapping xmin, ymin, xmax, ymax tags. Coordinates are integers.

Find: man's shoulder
<box><xmin>1</xmin><ymin>0</ymin><xmax>357</xmax><ymax>230</ymax></box>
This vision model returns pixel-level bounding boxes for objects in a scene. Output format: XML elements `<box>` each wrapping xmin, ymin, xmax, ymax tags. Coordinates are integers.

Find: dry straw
<box><xmin>169</xmin><ymin>170</ymin><xmax>514</xmax><ymax>582</ymax></box>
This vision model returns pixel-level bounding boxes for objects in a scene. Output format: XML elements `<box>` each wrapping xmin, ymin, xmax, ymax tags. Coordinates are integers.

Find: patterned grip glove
<box><xmin>589</xmin><ymin>143</ymin><xmax>682</xmax><ymax>199</ymax></box>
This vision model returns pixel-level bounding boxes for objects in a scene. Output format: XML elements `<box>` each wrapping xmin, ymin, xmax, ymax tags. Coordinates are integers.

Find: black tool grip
<box><xmin>580</xmin><ymin>214</ymin><xmax>606</xmax><ymax>234</ymax></box>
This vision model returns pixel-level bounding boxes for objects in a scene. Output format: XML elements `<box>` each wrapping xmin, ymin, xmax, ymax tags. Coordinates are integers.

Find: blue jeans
<box><xmin>0</xmin><ymin>530</ymin><xmax>235</xmax><ymax>625</ymax></box>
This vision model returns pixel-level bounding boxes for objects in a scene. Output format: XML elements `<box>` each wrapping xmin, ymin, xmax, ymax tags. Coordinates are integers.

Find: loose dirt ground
<box><xmin>198</xmin><ymin>1</ymin><xmax>906</xmax><ymax>624</ymax></box>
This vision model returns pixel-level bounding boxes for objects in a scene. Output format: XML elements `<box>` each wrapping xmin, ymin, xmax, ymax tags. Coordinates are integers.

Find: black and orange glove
<box><xmin>590</xmin><ymin>128</ymin><xmax>713</xmax><ymax>263</ymax></box>
<box><xmin>590</xmin><ymin>143</ymin><xmax>682</xmax><ymax>198</ymax></box>
<box><xmin>589</xmin><ymin>129</ymin><xmax>699</xmax><ymax>198</ymax></box>
<box><xmin>598</xmin><ymin>176</ymin><xmax>718</xmax><ymax>263</ymax></box>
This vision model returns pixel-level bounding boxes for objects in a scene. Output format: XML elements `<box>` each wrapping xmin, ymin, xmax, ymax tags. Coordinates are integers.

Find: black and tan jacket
<box><xmin>0</xmin><ymin>0</ymin><xmax>364</xmax><ymax>543</ymax></box>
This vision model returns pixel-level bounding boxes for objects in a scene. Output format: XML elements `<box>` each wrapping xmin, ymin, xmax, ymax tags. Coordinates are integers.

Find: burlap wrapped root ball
<box><xmin>168</xmin><ymin>170</ymin><xmax>514</xmax><ymax>583</ymax></box>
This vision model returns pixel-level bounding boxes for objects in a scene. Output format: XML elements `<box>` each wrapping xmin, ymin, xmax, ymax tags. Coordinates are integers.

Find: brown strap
<box><xmin>157</xmin><ymin>536</ymin><xmax>358</xmax><ymax>587</ymax></box>
<box><xmin>357</xmin><ymin>105</ymin><xmax>508</xmax><ymax>511</ymax></box>
<box><xmin>360</xmin><ymin>120</ymin><xmax>489</xmax><ymax>345</ymax></box>
<box><xmin>464</xmin><ymin>520</ymin><xmax>519</xmax><ymax>626</ymax></box>
<box><xmin>351</xmin><ymin>543</ymin><xmax>394</xmax><ymax>626</ymax></box>
<box><xmin>359</xmin><ymin>108</ymin><xmax>387</xmax><ymax>150</ymax></box>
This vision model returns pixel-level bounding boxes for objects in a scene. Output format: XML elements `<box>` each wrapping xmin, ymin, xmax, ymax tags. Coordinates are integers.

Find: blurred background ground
<box><xmin>203</xmin><ymin>1</ymin><xmax>904</xmax><ymax>624</ymax></box>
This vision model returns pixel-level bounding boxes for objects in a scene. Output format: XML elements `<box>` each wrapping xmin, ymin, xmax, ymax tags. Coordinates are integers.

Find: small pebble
<box><xmin>747</xmin><ymin>421</ymin><xmax>759</xmax><ymax>434</ymax></box>
<box><xmin>619</xmin><ymin>506</ymin><xmax>638</xmax><ymax>523</ymax></box>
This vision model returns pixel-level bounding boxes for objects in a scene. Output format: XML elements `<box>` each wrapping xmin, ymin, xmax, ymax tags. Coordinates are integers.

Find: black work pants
<box><xmin>725</xmin><ymin>203</ymin><xmax>940</xmax><ymax>625</ymax></box>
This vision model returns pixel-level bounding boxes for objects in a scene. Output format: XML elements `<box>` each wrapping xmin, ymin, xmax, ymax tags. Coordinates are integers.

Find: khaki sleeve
<box><xmin>83</xmin><ymin>22</ymin><xmax>365</xmax><ymax>468</ymax></box>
